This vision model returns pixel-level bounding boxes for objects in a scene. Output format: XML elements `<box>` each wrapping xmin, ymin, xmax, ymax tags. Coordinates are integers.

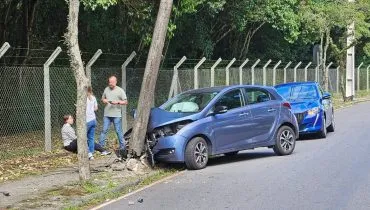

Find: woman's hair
<box><xmin>87</xmin><ymin>86</ymin><xmax>93</xmax><ymax>94</ymax></box>
<box><xmin>63</xmin><ymin>114</ymin><xmax>72</xmax><ymax>124</ymax></box>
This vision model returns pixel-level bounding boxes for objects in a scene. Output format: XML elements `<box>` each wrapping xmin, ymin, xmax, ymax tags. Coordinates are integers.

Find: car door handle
<box><xmin>267</xmin><ymin>108</ymin><xmax>276</xmax><ymax>112</ymax></box>
<box><xmin>239</xmin><ymin>112</ymin><xmax>249</xmax><ymax>117</ymax></box>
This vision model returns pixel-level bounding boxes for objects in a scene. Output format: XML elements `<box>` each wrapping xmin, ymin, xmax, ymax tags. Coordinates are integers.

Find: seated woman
<box><xmin>61</xmin><ymin>114</ymin><xmax>110</xmax><ymax>159</ymax></box>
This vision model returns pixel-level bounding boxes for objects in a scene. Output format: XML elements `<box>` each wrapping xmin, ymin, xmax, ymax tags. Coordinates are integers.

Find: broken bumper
<box><xmin>152</xmin><ymin>134</ymin><xmax>187</xmax><ymax>163</ymax></box>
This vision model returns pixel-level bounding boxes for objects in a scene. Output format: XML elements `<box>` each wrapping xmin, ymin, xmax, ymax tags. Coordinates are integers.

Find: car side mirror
<box><xmin>214</xmin><ymin>106</ymin><xmax>228</xmax><ymax>115</ymax></box>
<box><xmin>322</xmin><ymin>93</ymin><xmax>331</xmax><ymax>100</ymax></box>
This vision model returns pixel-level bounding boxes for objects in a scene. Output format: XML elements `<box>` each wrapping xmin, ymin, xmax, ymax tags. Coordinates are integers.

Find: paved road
<box><xmin>100</xmin><ymin>101</ymin><xmax>370</xmax><ymax>210</ymax></box>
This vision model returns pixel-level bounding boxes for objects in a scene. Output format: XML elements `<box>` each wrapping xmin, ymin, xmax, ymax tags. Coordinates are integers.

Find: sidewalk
<box><xmin>0</xmin><ymin>155</ymin><xmax>117</xmax><ymax>209</ymax></box>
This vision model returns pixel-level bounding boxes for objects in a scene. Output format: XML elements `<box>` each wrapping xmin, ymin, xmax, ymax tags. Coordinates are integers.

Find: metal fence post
<box><xmin>0</xmin><ymin>42</ymin><xmax>10</xmax><ymax>59</ymax></box>
<box><xmin>86</xmin><ymin>49</ymin><xmax>102</xmax><ymax>86</ymax></box>
<box><xmin>226</xmin><ymin>58</ymin><xmax>236</xmax><ymax>86</ymax></box>
<box><xmin>325</xmin><ymin>62</ymin><xmax>333</xmax><ymax>91</ymax></box>
<box><xmin>251</xmin><ymin>59</ymin><xmax>260</xmax><ymax>85</ymax></box>
<box><xmin>169</xmin><ymin>56</ymin><xmax>186</xmax><ymax>99</ymax></box>
<box><xmin>367</xmin><ymin>65</ymin><xmax>370</xmax><ymax>92</ymax></box>
<box><xmin>121</xmin><ymin>51</ymin><xmax>136</xmax><ymax>133</ymax></box>
<box><xmin>211</xmin><ymin>58</ymin><xmax>222</xmax><ymax>87</ymax></box>
<box><xmin>357</xmin><ymin>62</ymin><xmax>363</xmax><ymax>91</ymax></box>
<box><xmin>194</xmin><ymin>57</ymin><xmax>206</xmax><ymax>89</ymax></box>
<box><xmin>304</xmin><ymin>62</ymin><xmax>312</xmax><ymax>82</ymax></box>
<box><xmin>284</xmin><ymin>61</ymin><xmax>292</xmax><ymax>83</ymax></box>
<box><xmin>44</xmin><ymin>47</ymin><xmax>62</xmax><ymax>152</ymax></box>
<box><xmin>273</xmin><ymin>60</ymin><xmax>281</xmax><ymax>86</ymax></box>
<box><xmin>293</xmin><ymin>61</ymin><xmax>302</xmax><ymax>82</ymax></box>
<box><xmin>263</xmin><ymin>59</ymin><xmax>272</xmax><ymax>86</ymax></box>
<box><xmin>239</xmin><ymin>58</ymin><xmax>249</xmax><ymax>85</ymax></box>
<box><xmin>336</xmin><ymin>66</ymin><xmax>340</xmax><ymax>93</ymax></box>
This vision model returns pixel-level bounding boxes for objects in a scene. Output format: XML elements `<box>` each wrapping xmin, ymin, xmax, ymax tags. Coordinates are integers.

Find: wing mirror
<box><xmin>213</xmin><ymin>106</ymin><xmax>228</xmax><ymax>115</ymax></box>
<box><xmin>322</xmin><ymin>92</ymin><xmax>331</xmax><ymax>100</ymax></box>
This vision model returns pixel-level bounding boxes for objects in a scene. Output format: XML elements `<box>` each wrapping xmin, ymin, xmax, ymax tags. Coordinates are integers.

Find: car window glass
<box><xmin>163</xmin><ymin>92</ymin><xmax>219</xmax><ymax>113</ymax></box>
<box><xmin>292</xmin><ymin>85</ymin><xmax>317</xmax><ymax>99</ymax></box>
<box><xmin>245</xmin><ymin>89</ymin><xmax>271</xmax><ymax>104</ymax></box>
<box><xmin>214</xmin><ymin>90</ymin><xmax>242</xmax><ymax>110</ymax></box>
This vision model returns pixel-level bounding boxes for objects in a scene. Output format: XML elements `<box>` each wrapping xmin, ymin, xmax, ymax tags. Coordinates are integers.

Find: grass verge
<box><xmin>11</xmin><ymin>167</ymin><xmax>181</xmax><ymax>210</ymax></box>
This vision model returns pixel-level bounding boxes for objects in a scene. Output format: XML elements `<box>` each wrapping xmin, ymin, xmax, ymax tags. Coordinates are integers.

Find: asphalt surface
<box><xmin>100</xmin><ymin>101</ymin><xmax>370</xmax><ymax>210</ymax></box>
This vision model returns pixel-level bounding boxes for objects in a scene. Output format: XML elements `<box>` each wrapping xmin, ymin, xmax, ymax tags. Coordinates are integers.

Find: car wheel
<box><xmin>327</xmin><ymin>111</ymin><xmax>335</xmax><ymax>132</ymax></box>
<box><xmin>185</xmin><ymin>137</ymin><xmax>208</xmax><ymax>170</ymax></box>
<box><xmin>318</xmin><ymin>116</ymin><xmax>327</xmax><ymax>138</ymax></box>
<box><xmin>224</xmin><ymin>151</ymin><xmax>238</xmax><ymax>156</ymax></box>
<box><xmin>273</xmin><ymin>126</ymin><xmax>296</xmax><ymax>156</ymax></box>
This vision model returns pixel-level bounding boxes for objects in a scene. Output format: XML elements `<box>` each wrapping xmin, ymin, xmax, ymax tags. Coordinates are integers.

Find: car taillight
<box><xmin>282</xmin><ymin>102</ymin><xmax>291</xmax><ymax>109</ymax></box>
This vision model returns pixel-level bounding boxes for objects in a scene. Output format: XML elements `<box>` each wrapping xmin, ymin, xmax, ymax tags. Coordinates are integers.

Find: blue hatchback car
<box><xmin>275</xmin><ymin>82</ymin><xmax>335</xmax><ymax>138</ymax></box>
<box><xmin>127</xmin><ymin>85</ymin><xmax>299</xmax><ymax>170</ymax></box>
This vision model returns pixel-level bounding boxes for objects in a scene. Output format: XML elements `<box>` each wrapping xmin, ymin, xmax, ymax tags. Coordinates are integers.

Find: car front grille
<box><xmin>295</xmin><ymin>113</ymin><xmax>305</xmax><ymax>124</ymax></box>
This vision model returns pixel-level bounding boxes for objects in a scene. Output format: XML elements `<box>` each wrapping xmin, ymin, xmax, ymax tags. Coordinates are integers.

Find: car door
<box><xmin>318</xmin><ymin>85</ymin><xmax>333</xmax><ymax>126</ymax></box>
<box><xmin>244</xmin><ymin>88</ymin><xmax>280</xmax><ymax>144</ymax></box>
<box><xmin>210</xmin><ymin>89</ymin><xmax>252</xmax><ymax>153</ymax></box>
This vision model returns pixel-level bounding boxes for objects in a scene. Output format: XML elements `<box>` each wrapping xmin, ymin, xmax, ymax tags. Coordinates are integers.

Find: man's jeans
<box><xmin>99</xmin><ymin>117</ymin><xmax>125</xmax><ymax>150</ymax></box>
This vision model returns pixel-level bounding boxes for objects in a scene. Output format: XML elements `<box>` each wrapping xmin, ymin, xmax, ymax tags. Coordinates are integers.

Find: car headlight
<box><xmin>153</xmin><ymin>121</ymin><xmax>192</xmax><ymax>138</ymax></box>
<box><xmin>307</xmin><ymin>107</ymin><xmax>319</xmax><ymax>116</ymax></box>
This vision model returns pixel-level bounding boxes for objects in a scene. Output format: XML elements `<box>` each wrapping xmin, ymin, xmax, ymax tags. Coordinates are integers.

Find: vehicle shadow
<box><xmin>207</xmin><ymin>150</ymin><xmax>276</xmax><ymax>167</ymax></box>
<box><xmin>298</xmin><ymin>134</ymin><xmax>324</xmax><ymax>141</ymax></box>
<box><xmin>155</xmin><ymin>151</ymin><xmax>276</xmax><ymax>169</ymax></box>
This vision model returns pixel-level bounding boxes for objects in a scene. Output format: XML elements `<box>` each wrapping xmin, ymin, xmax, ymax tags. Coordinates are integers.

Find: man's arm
<box><xmin>101</xmin><ymin>88</ymin><xmax>109</xmax><ymax>104</ymax></box>
<box><xmin>118</xmin><ymin>89</ymin><xmax>128</xmax><ymax>105</ymax></box>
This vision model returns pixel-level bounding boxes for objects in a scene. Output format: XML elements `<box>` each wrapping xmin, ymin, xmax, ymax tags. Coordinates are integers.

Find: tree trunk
<box><xmin>322</xmin><ymin>29</ymin><xmax>330</xmax><ymax>91</ymax></box>
<box><xmin>65</xmin><ymin>0</ymin><xmax>90</xmax><ymax>181</ymax></box>
<box><xmin>338</xmin><ymin>58</ymin><xmax>347</xmax><ymax>101</ymax></box>
<box><xmin>130</xmin><ymin>0</ymin><xmax>173</xmax><ymax>157</ymax></box>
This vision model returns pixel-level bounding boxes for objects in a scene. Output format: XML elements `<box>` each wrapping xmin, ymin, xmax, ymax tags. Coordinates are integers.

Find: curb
<box><xmin>90</xmin><ymin>170</ymin><xmax>185</xmax><ymax>210</ymax></box>
<box><xmin>335</xmin><ymin>98</ymin><xmax>370</xmax><ymax>111</ymax></box>
<box><xmin>67</xmin><ymin>170</ymin><xmax>183</xmax><ymax>209</ymax></box>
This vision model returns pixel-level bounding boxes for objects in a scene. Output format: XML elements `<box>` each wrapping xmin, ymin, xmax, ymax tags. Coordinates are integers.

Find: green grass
<box><xmin>332</xmin><ymin>90</ymin><xmax>370</xmax><ymax>109</ymax></box>
<box><xmin>81</xmin><ymin>181</ymin><xmax>101</xmax><ymax>194</ymax></box>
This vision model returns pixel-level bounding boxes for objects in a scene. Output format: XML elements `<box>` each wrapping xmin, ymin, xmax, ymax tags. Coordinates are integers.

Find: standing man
<box><xmin>99</xmin><ymin>76</ymin><xmax>128</xmax><ymax>157</ymax></box>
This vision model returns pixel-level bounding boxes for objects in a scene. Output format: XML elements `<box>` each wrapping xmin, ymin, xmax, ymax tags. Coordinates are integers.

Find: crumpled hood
<box><xmin>288</xmin><ymin>99</ymin><xmax>320</xmax><ymax>114</ymax></box>
<box><xmin>147</xmin><ymin>108</ymin><xmax>199</xmax><ymax>131</ymax></box>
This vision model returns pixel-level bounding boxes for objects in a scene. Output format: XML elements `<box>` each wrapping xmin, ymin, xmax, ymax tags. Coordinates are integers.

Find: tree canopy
<box><xmin>0</xmin><ymin>0</ymin><xmax>369</xmax><ymax>65</ymax></box>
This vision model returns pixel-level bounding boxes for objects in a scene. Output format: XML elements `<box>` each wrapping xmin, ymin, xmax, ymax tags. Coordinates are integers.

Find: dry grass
<box><xmin>0</xmin><ymin>149</ymin><xmax>77</xmax><ymax>183</ymax></box>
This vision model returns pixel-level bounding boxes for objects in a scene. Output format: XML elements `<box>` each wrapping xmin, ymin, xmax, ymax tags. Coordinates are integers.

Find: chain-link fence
<box><xmin>0</xmin><ymin>59</ymin><xmax>369</xmax><ymax>159</ymax></box>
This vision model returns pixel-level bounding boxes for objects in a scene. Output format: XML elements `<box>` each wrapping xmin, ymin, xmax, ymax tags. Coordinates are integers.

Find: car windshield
<box><xmin>162</xmin><ymin>91</ymin><xmax>219</xmax><ymax>113</ymax></box>
<box><xmin>276</xmin><ymin>85</ymin><xmax>318</xmax><ymax>100</ymax></box>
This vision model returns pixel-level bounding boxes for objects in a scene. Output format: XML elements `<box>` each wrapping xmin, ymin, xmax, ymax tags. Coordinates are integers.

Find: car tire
<box><xmin>327</xmin><ymin>111</ymin><xmax>335</xmax><ymax>132</ymax></box>
<box><xmin>185</xmin><ymin>137</ymin><xmax>208</xmax><ymax>170</ymax></box>
<box><xmin>273</xmin><ymin>126</ymin><xmax>296</xmax><ymax>156</ymax></box>
<box><xmin>318</xmin><ymin>116</ymin><xmax>327</xmax><ymax>138</ymax></box>
<box><xmin>224</xmin><ymin>151</ymin><xmax>239</xmax><ymax>156</ymax></box>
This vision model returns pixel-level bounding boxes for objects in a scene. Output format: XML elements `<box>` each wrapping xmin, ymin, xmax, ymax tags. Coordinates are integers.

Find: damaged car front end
<box><xmin>124</xmin><ymin>90</ymin><xmax>219</xmax><ymax>165</ymax></box>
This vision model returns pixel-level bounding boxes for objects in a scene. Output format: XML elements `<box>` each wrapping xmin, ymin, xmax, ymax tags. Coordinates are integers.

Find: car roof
<box><xmin>274</xmin><ymin>81</ymin><xmax>318</xmax><ymax>88</ymax></box>
<box><xmin>184</xmin><ymin>85</ymin><xmax>275</xmax><ymax>94</ymax></box>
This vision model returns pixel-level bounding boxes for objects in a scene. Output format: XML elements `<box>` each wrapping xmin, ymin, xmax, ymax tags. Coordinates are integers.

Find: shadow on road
<box><xmin>298</xmin><ymin>134</ymin><xmax>325</xmax><ymax>141</ymax></box>
<box><xmin>207</xmin><ymin>151</ymin><xmax>276</xmax><ymax>167</ymax></box>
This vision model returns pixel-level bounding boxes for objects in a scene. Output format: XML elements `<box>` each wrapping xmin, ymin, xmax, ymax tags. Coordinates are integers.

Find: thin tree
<box><xmin>65</xmin><ymin>0</ymin><xmax>90</xmax><ymax>180</ymax></box>
<box><xmin>130</xmin><ymin>0</ymin><xmax>173</xmax><ymax>156</ymax></box>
